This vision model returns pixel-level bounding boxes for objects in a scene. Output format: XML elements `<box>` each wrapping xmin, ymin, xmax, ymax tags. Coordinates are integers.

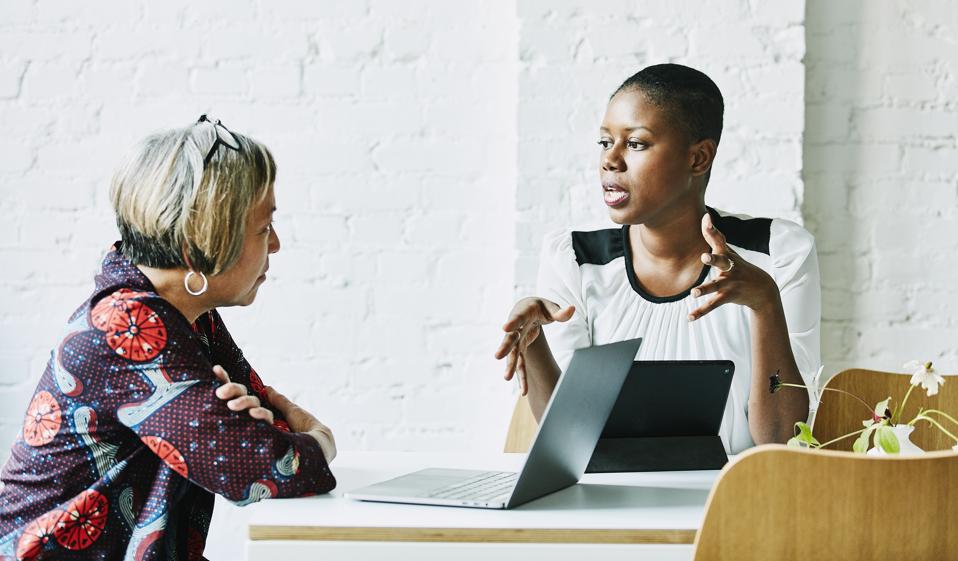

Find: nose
<box><xmin>601</xmin><ymin>143</ymin><xmax>626</xmax><ymax>173</ymax></box>
<box><xmin>268</xmin><ymin>225</ymin><xmax>281</xmax><ymax>254</ymax></box>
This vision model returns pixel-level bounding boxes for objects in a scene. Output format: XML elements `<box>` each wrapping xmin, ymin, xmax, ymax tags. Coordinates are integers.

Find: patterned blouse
<box><xmin>0</xmin><ymin>245</ymin><xmax>336</xmax><ymax>560</ymax></box>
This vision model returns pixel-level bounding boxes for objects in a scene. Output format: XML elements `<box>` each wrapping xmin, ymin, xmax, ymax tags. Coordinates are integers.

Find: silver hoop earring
<box><xmin>184</xmin><ymin>271</ymin><xmax>209</xmax><ymax>296</ymax></box>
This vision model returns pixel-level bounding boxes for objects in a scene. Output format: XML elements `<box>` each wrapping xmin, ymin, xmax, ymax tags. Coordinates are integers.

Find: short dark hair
<box><xmin>612</xmin><ymin>63</ymin><xmax>724</xmax><ymax>146</ymax></box>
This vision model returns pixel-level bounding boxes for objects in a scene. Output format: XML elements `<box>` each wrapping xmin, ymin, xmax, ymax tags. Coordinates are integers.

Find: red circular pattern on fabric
<box><xmin>23</xmin><ymin>391</ymin><xmax>61</xmax><ymax>447</ymax></box>
<box><xmin>90</xmin><ymin>289</ymin><xmax>147</xmax><ymax>332</ymax></box>
<box><xmin>273</xmin><ymin>419</ymin><xmax>290</xmax><ymax>432</ymax></box>
<box><xmin>54</xmin><ymin>490</ymin><xmax>109</xmax><ymax>550</ymax></box>
<box><xmin>16</xmin><ymin>509</ymin><xmax>63</xmax><ymax>561</ymax></box>
<box><xmin>141</xmin><ymin>435</ymin><xmax>189</xmax><ymax>478</ymax></box>
<box><xmin>103</xmin><ymin>299</ymin><xmax>167</xmax><ymax>362</ymax></box>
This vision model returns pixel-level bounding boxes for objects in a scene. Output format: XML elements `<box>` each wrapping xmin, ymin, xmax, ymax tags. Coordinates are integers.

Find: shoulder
<box><xmin>88</xmin><ymin>288</ymin><xmax>199</xmax><ymax>365</ymax></box>
<box><xmin>542</xmin><ymin>224</ymin><xmax>626</xmax><ymax>268</ymax></box>
<box><xmin>711</xmin><ymin>208</ymin><xmax>815</xmax><ymax>262</ymax></box>
<box><xmin>90</xmin><ymin>288</ymin><xmax>187</xmax><ymax>333</ymax></box>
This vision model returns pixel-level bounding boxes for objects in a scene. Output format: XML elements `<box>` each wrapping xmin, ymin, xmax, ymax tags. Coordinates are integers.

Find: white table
<box><xmin>246</xmin><ymin>451</ymin><xmax>721</xmax><ymax>561</ymax></box>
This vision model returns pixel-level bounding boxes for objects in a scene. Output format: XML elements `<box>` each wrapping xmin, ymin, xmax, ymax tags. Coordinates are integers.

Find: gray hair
<box><xmin>110</xmin><ymin>120</ymin><xmax>276</xmax><ymax>275</ymax></box>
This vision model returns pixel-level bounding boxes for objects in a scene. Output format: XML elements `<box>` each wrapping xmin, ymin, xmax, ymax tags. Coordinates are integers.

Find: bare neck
<box><xmin>631</xmin><ymin>201</ymin><xmax>710</xmax><ymax>267</ymax></box>
<box><xmin>137</xmin><ymin>265</ymin><xmax>212</xmax><ymax>324</ymax></box>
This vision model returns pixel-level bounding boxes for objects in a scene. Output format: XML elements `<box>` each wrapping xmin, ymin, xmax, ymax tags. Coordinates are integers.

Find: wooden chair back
<box><xmin>812</xmin><ymin>368</ymin><xmax>958</xmax><ymax>451</ymax></box>
<box><xmin>503</xmin><ymin>396</ymin><xmax>537</xmax><ymax>453</ymax></box>
<box><xmin>693</xmin><ymin>444</ymin><xmax>958</xmax><ymax>561</ymax></box>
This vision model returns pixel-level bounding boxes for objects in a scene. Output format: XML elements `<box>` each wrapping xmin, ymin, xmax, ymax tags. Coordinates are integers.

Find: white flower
<box><xmin>904</xmin><ymin>360</ymin><xmax>945</xmax><ymax>396</ymax></box>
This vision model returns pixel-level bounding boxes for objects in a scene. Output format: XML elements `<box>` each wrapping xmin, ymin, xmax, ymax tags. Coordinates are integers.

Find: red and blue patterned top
<box><xmin>0</xmin><ymin>245</ymin><xmax>336</xmax><ymax>560</ymax></box>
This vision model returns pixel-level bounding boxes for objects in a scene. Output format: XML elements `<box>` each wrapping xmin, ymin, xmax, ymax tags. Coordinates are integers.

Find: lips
<box><xmin>602</xmin><ymin>183</ymin><xmax>630</xmax><ymax>207</ymax></box>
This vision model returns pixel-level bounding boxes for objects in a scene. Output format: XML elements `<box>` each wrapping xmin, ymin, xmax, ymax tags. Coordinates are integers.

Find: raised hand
<box><xmin>494</xmin><ymin>297</ymin><xmax>575</xmax><ymax>396</ymax></box>
<box><xmin>688</xmin><ymin>213</ymin><xmax>779</xmax><ymax>321</ymax></box>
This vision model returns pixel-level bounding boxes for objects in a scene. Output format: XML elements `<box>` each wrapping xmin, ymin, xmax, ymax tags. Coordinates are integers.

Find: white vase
<box><xmin>866</xmin><ymin>424</ymin><xmax>924</xmax><ymax>456</ymax></box>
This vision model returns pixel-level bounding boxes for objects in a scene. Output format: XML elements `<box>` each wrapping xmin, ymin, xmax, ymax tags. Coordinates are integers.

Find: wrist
<box><xmin>749</xmin><ymin>278</ymin><xmax>783</xmax><ymax>315</ymax></box>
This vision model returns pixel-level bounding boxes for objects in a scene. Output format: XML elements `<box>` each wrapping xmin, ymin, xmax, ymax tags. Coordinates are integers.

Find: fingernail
<box><xmin>691</xmin><ymin>289</ymin><xmax>700</xmax><ymax>297</ymax></box>
<box><xmin>687</xmin><ymin>314</ymin><xmax>695</xmax><ymax>322</ymax></box>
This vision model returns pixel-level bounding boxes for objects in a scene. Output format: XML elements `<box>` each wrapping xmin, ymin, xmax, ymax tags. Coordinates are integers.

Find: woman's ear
<box><xmin>180</xmin><ymin>242</ymin><xmax>197</xmax><ymax>273</ymax></box>
<box><xmin>690</xmin><ymin>139</ymin><xmax>717</xmax><ymax>177</ymax></box>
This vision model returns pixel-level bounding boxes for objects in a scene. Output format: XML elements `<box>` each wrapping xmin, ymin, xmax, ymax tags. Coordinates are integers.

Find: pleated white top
<box><xmin>538</xmin><ymin>208</ymin><xmax>821</xmax><ymax>453</ymax></box>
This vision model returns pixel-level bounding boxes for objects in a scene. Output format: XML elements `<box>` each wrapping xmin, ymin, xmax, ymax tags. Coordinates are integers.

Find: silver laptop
<box><xmin>344</xmin><ymin>338</ymin><xmax>642</xmax><ymax>509</ymax></box>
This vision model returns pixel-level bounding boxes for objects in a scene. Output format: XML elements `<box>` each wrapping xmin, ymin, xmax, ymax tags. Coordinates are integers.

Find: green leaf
<box><xmin>854</xmin><ymin>425</ymin><xmax>877</xmax><ymax>454</ymax></box>
<box><xmin>791</xmin><ymin>421</ymin><xmax>820</xmax><ymax>447</ymax></box>
<box><xmin>874</xmin><ymin>397</ymin><xmax>891</xmax><ymax>418</ymax></box>
<box><xmin>786</xmin><ymin>436</ymin><xmax>804</xmax><ymax>448</ymax></box>
<box><xmin>876</xmin><ymin>426</ymin><xmax>900</xmax><ymax>454</ymax></box>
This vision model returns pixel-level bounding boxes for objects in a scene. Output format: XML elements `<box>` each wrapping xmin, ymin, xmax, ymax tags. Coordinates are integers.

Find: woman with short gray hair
<box><xmin>0</xmin><ymin>116</ymin><xmax>336</xmax><ymax>561</ymax></box>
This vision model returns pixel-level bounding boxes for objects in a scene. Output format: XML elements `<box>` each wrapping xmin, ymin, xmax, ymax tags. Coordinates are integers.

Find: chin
<box><xmin>232</xmin><ymin>288</ymin><xmax>261</xmax><ymax>308</ymax></box>
<box><xmin>607</xmin><ymin>206</ymin><xmax>642</xmax><ymax>225</ymax></box>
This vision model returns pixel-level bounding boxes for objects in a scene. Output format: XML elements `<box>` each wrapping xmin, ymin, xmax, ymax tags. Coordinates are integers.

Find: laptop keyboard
<box><xmin>427</xmin><ymin>471</ymin><xmax>518</xmax><ymax>502</ymax></box>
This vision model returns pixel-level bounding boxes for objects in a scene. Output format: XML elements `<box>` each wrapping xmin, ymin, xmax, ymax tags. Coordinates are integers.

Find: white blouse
<box><xmin>538</xmin><ymin>208</ymin><xmax>821</xmax><ymax>453</ymax></box>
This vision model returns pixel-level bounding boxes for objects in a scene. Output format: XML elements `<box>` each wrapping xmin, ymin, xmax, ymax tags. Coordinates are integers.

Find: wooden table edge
<box><xmin>249</xmin><ymin>526</ymin><xmax>696</xmax><ymax>544</ymax></box>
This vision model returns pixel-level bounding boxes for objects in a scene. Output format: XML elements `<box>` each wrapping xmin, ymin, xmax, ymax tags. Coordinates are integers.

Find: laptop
<box><xmin>344</xmin><ymin>338</ymin><xmax>643</xmax><ymax>509</ymax></box>
<box><xmin>586</xmin><ymin>360</ymin><xmax>735</xmax><ymax>473</ymax></box>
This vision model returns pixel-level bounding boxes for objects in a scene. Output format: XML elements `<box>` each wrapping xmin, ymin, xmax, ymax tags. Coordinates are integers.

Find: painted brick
<box><xmin>0</xmin><ymin>142</ymin><xmax>34</xmax><ymax>173</ymax></box>
<box><xmin>302</xmin><ymin>65</ymin><xmax>361</xmax><ymax>97</ymax></box>
<box><xmin>263</xmin><ymin>0</ymin><xmax>369</xmax><ymax>21</ymax></box>
<box><xmin>315</xmin><ymin>26</ymin><xmax>383</xmax><ymax>62</ymax></box>
<box><xmin>0</xmin><ymin>61</ymin><xmax>26</xmax><ymax>99</ymax></box>
<box><xmin>360</xmin><ymin>65</ymin><xmax>419</xmax><ymax>100</ymax></box>
<box><xmin>249</xmin><ymin>64</ymin><xmax>302</xmax><ymax>99</ymax></box>
<box><xmin>190</xmin><ymin>65</ymin><xmax>248</xmax><ymax>96</ymax></box>
<box><xmin>0</xmin><ymin>32</ymin><xmax>92</xmax><ymax>61</ymax></box>
<box><xmin>21</xmin><ymin>61</ymin><xmax>82</xmax><ymax>100</ymax></box>
<box><xmin>94</xmin><ymin>30</ymin><xmax>201</xmax><ymax>61</ymax></box>
<box><xmin>135</xmin><ymin>62</ymin><xmax>191</xmax><ymax>98</ymax></box>
<box><xmin>202</xmin><ymin>30</ymin><xmax>309</xmax><ymax>62</ymax></box>
<box><xmin>289</xmin><ymin>214</ymin><xmax>349</xmax><ymax>244</ymax></box>
<box><xmin>901</xmin><ymin>146</ymin><xmax>958</xmax><ymax>177</ymax></box>
<box><xmin>382</xmin><ymin>27</ymin><xmax>431</xmax><ymax>63</ymax></box>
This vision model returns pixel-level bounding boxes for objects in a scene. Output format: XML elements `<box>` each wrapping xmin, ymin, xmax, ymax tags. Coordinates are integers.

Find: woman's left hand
<box><xmin>688</xmin><ymin>213</ymin><xmax>780</xmax><ymax>321</ymax></box>
<box><xmin>212</xmin><ymin>365</ymin><xmax>275</xmax><ymax>424</ymax></box>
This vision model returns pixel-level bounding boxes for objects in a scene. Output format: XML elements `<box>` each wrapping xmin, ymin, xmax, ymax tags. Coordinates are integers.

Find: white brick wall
<box><xmin>514</xmin><ymin>0</ymin><xmax>807</xmax><ymax>294</ymax></box>
<box><xmin>805</xmin><ymin>0</ymin><xmax>958</xmax><ymax>377</ymax></box>
<box><xmin>4</xmin><ymin>1</ymin><xmax>957</xmax><ymax>559</ymax></box>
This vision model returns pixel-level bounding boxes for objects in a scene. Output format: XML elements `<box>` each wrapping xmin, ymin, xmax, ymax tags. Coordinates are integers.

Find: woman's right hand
<box><xmin>266</xmin><ymin>387</ymin><xmax>337</xmax><ymax>464</ymax></box>
<box><xmin>494</xmin><ymin>297</ymin><xmax>574</xmax><ymax>396</ymax></box>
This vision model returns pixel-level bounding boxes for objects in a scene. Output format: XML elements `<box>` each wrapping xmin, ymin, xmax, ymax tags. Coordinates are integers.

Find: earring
<box><xmin>184</xmin><ymin>271</ymin><xmax>209</xmax><ymax>296</ymax></box>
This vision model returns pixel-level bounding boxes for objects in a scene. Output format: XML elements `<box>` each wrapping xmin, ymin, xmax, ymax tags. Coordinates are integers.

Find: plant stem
<box><xmin>816</xmin><ymin>428</ymin><xmax>867</xmax><ymax>450</ymax></box>
<box><xmin>908</xmin><ymin>415</ymin><xmax>958</xmax><ymax>444</ymax></box>
<box><xmin>779</xmin><ymin>383</ymin><xmax>876</xmax><ymax>416</ymax></box>
<box><xmin>918</xmin><ymin>409</ymin><xmax>958</xmax><ymax>429</ymax></box>
<box><xmin>893</xmin><ymin>384</ymin><xmax>917</xmax><ymax>425</ymax></box>
<box><xmin>817</xmin><ymin>386</ymin><xmax>879</xmax><ymax>417</ymax></box>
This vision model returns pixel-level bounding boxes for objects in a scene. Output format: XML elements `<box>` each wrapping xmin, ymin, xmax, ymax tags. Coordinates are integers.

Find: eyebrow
<box><xmin>600</xmin><ymin>126</ymin><xmax>655</xmax><ymax>134</ymax></box>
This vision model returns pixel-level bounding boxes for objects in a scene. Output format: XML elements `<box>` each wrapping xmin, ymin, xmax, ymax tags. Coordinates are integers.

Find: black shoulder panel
<box><xmin>571</xmin><ymin>228</ymin><xmax>626</xmax><ymax>266</ymax></box>
<box><xmin>710</xmin><ymin>208</ymin><xmax>771</xmax><ymax>255</ymax></box>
